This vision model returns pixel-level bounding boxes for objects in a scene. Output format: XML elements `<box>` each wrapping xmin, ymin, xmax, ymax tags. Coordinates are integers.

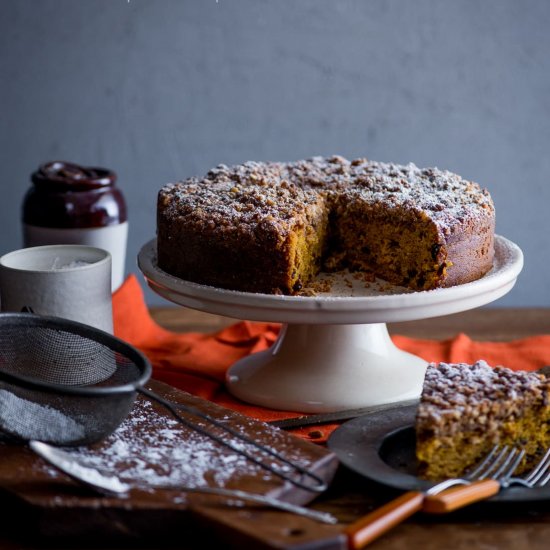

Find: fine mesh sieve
<box><xmin>0</xmin><ymin>313</ymin><xmax>150</xmax><ymax>446</ymax></box>
<box><xmin>0</xmin><ymin>313</ymin><xmax>327</xmax><ymax>493</ymax></box>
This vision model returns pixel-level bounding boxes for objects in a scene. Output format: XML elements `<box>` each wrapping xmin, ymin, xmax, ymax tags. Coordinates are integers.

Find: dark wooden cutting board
<box><xmin>0</xmin><ymin>380</ymin><xmax>345</xmax><ymax>549</ymax></box>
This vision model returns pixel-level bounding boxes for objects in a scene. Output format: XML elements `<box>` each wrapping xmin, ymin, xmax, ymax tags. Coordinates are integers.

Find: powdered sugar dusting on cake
<box><xmin>417</xmin><ymin>361</ymin><xmax>549</xmax><ymax>436</ymax></box>
<box><xmin>159</xmin><ymin>155</ymin><xmax>493</xmax><ymax>236</ymax></box>
<box><xmin>347</xmin><ymin>159</ymin><xmax>493</xmax><ymax>231</ymax></box>
<box><xmin>291</xmin><ymin>156</ymin><xmax>493</xmax><ymax>233</ymax></box>
<box><xmin>159</xmin><ymin>177</ymin><xmax>324</xmax><ymax>238</ymax></box>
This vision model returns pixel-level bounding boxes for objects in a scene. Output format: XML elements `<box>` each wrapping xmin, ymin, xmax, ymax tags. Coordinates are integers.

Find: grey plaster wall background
<box><xmin>1</xmin><ymin>0</ymin><xmax>549</xmax><ymax>307</ymax></box>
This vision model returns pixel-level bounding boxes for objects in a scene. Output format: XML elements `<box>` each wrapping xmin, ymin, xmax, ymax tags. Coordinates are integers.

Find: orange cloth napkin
<box><xmin>113</xmin><ymin>275</ymin><xmax>550</xmax><ymax>443</ymax></box>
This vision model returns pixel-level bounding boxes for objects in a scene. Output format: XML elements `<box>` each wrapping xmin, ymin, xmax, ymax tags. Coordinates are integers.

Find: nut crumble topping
<box><xmin>417</xmin><ymin>361</ymin><xmax>550</xmax><ymax>437</ymax></box>
<box><xmin>159</xmin><ymin>156</ymin><xmax>494</xmax><ymax>238</ymax></box>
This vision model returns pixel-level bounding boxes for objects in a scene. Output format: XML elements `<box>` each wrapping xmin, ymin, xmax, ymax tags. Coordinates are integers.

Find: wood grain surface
<box><xmin>150</xmin><ymin>306</ymin><xmax>550</xmax><ymax>342</ymax></box>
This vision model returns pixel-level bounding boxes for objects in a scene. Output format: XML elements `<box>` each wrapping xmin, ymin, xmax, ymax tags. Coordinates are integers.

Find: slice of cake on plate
<box><xmin>416</xmin><ymin>361</ymin><xmax>550</xmax><ymax>480</ymax></box>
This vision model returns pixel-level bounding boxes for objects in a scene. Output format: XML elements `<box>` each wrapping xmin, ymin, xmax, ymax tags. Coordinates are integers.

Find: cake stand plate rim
<box><xmin>138</xmin><ymin>235</ymin><xmax>522</xmax><ymax>323</ymax></box>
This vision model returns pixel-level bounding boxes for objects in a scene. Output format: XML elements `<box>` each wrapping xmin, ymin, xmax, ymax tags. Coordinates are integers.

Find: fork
<box><xmin>344</xmin><ymin>445</ymin><xmax>547</xmax><ymax>549</ymax></box>
<box><xmin>423</xmin><ymin>445</ymin><xmax>550</xmax><ymax>513</ymax></box>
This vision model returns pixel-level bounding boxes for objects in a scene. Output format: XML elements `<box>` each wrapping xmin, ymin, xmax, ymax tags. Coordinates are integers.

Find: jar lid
<box><xmin>32</xmin><ymin>161</ymin><xmax>117</xmax><ymax>191</ymax></box>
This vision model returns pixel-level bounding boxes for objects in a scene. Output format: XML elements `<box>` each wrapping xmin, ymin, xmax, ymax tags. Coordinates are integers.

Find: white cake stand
<box><xmin>138</xmin><ymin>235</ymin><xmax>523</xmax><ymax>413</ymax></box>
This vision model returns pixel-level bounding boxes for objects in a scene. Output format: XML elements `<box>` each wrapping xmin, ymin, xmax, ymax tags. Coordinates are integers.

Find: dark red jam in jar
<box><xmin>22</xmin><ymin>161</ymin><xmax>129</xmax><ymax>290</ymax></box>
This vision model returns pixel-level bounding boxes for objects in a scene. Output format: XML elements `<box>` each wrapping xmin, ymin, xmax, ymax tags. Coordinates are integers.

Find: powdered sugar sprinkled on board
<box><xmin>40</xmin><ymin>398</ymin><xmax>313</xmax><ymax>491</ymax></box>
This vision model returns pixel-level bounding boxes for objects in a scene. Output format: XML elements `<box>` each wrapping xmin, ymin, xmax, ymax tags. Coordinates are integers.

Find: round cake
<box><xmin>157</xmin><ymin>156</ymin><xmax>495</xmax><ymax>294</ymax></box>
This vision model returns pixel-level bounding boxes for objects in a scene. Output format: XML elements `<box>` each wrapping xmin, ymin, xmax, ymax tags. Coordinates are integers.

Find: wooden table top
<box><xmin>147</xmin><ymin>306</ymin><xmax>550</xmax><ymax>550</ymax></box>
<box><xmin>150</xmin><ymin>306</ymin><xmax>550</xmax><ymax>342</ymax></box>
<box><xmin>4</xmin><ymin>307</ymin><xmax>549</xmax><ymax>549</ymax></box>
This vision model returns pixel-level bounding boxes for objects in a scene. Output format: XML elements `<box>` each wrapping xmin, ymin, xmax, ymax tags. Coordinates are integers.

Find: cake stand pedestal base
<box><xmin>226</xmin><ymin>323</ymin><xmax>427</xmax><ymax>413</ymax></box>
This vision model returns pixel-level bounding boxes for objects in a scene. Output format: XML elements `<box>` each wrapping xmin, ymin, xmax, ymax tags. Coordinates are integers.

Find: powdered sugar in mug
<box><xmin>0</xmin><ymin>244</ymin><xmax>113</xmax><ymax>334</ymax></box>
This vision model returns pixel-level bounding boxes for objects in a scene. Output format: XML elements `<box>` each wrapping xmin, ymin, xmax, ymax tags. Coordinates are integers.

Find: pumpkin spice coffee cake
<box><xmin>416</xmin><ymin>361</ymin><xmax>550</xmax><ymax>480</ymax></box>
<box><xmin>157</xmin><ymin>156</ymin><xmax>495</xmax><ymax>295</ymax></box>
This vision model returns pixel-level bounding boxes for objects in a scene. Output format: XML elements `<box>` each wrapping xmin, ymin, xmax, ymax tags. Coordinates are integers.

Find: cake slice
<box><xmin>415</xmin><ymin>361</ymin><xmax>550</xmax><ymax>480</ymax></box>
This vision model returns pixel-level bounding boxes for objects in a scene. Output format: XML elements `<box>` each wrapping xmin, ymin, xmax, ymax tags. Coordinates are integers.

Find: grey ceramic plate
<box><xmin>327</xmin><ymin>404</ymin><xmax>550</xmax><ymax>503</ymax></box>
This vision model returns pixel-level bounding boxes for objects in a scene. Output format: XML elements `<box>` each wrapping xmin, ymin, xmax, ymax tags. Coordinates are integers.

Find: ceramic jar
<box><xmin>22</xmin><ymin>161</ymin><xmax>128</xmax><ymax>291</ymax></box>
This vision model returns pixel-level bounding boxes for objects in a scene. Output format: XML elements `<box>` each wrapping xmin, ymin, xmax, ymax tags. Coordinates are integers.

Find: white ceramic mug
<box><xmin>0</xmin><ymin>245</ymin><xmax>113</xmax><ymax>334</ymax></box>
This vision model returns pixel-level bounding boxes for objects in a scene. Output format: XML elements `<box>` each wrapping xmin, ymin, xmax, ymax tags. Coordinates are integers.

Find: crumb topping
<box><xmin>159</xmin><ymin>178</ymin><xmax>324</xmax><ymax>237</ymax></box>
<box><xmin>159</xmin><ymin>155</ymin><xmax>494</xmax><ymax>237</ymax></box>
<box><xmin>417</xmin><ymin>361</ymin><xmax>550</xmax><ymax>436</ymax></box>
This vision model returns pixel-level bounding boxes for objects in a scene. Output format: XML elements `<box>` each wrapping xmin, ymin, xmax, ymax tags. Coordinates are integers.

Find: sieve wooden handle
<box><xmin>344</xmin><ymin>490</ymin><xmax>424</xmax><ymax>549</ymax></box>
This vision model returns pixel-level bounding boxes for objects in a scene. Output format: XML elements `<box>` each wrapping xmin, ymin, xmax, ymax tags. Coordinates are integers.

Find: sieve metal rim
<box><xmin>0</xmin><ymin>313</ymin><xmax>152</xmax><ymax>396</ymax></box>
